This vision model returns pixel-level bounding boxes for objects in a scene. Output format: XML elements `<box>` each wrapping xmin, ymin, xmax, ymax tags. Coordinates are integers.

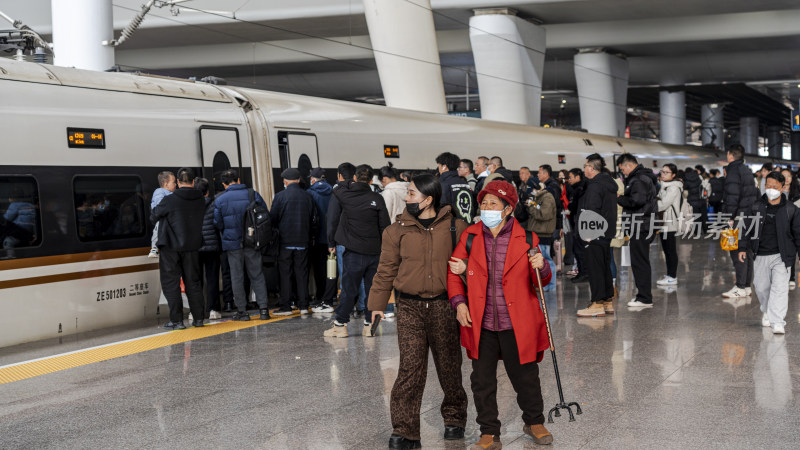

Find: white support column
<box><xmin>51</xmin><ymin>0</ymin><xmax>114</xmax><ymax>70</ymax></box>
<box><xmin>740</xmin><ymin>117</ymin><xmax>759</xmax><ymax>155</ymax></box>
<box><xmin>362</xmin><ymin>0</ymin><xmax>446</xmax><ymax>114</ymax></box>
<box><xmin>469</xmin><ymin>9</ymin><xmax>545</xmax><ymax>126</ymax></box>
<box><xmin>659</xmin><ymin>89</ymin><xmax>685</xmax><ymax>145</ymax></box>
<box><xmin>701</xmin><ymin>104</ymin><xmax>724</xmax><ymax>149</ymax></box>
<box><xmin>573</xmin><ymin>50</ymin><xmax>628</xmax><ymax>137</ymax></box>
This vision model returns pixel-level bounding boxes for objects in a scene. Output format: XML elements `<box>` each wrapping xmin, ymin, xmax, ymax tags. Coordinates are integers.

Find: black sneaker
<box><xmin>232</xmin><ymin>311</ymin><xmax>251</xmax><ymax>321</ymax></box>
<box><xmin>571</xmin><ymin>274</ymin><xmax>589</xmax><ymax>284</ymax></box>
<box><xmin>273</xmin><ymin>308</ymin><xmax>294</xmax><ymax>316</ymax></box>
<box><xmin>192</xmin><ymin>320</ymin><xmax>204</xmax><ymax>327</ymax></box>
<box><xmin>260</xmin><ymin>309</ymin><xmax>270</xmax><ymax>320</ymax></box>
<box><xmin>163</xmin><ymin>321</ymin><xmax>185</xmax><ymax>330</ymax></box>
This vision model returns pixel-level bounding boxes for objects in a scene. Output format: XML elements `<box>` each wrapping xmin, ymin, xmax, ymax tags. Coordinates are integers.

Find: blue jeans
<box><xmin>337</xmin><ymin>244</ymin><xmax>366</xmax><ymax>311</ymax></box>
<box><xmin>539</xmin><ymin>244</ymin><xmax>557</xmax><ymax>291</ymax></box>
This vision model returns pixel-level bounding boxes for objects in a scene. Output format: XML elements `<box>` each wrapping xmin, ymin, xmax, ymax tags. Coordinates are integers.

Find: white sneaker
<box><xmin>148</xmin><ymin>248</ymin><xmax>159</xmax><ymax>258</ymax></box>
<box><xmin>773</xmin><ymin>324</ymin><xmax>785</xmax><ymax>334</ymax></box>
<box><xmin>656</xmin><ymin>276</ymin><xmax>669</xmax><ymax>286</ymax></box>
<box><xmin>312</xmin><ymin>303</ymin><xmax>334</xmax><ymax>313</ymax></box>
<box><xmin>722</xmin><ymin>287</ymin><xmax>748</xmax><ymax>298</ymax></box>
<box><xmin>300</xmin><ymin>308</ymin><xmax>310</xmax><ymax>315</ymax></box>
<box><xmin>627</xmin><ymin>299</ymin><xmax>653</xmax><ymax>308</ymax></box>
<box><xmin>761</xmin><ymin>313</ymin><xmax>770</xmax><ymax>327</ymax></box>
<box><xmin>790</xmin><ymin>281</ymin><xmax>797</xmax><ymax>290</ymax></box>
<box><xmin>745</xmin><ymin>287</ymin><xmax>752</xmax><ymax>296</ymax></box>
<box><xmin>384</xmin><ymin>312</ymin><xmax>395</xmax><ymax>318</ymax></box>
<box><xmin>188</xmin><ymin>313</ymin><xmax>193</xmax><ymax>322</ymax></box>
<box><xmin>208</xmin><ymin>310</ymin><xmax>222</xmax><ymax>320</ymax></box>
<box><xmin>663</xmin><ymin>276</ymin><xmax>678</xmax><ymax>286</ymax></box>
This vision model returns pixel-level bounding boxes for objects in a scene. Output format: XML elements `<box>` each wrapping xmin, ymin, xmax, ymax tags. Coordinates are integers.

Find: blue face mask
<box><xmin>480</xmin><ymin>210</ymin><xmax>505</xmax><ymax>228</ymax></box>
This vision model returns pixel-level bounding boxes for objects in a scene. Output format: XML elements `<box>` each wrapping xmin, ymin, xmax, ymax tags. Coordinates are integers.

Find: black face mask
<box><xmin>406</xmin><ymin>200</ymin><xmax>429</xmax><ymax>218</ymax></box>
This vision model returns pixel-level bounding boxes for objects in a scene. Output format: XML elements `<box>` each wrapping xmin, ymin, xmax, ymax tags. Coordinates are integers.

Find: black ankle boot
<box><xmin>443</xmin><ymin>425</ymin><xmax>465</xmax><ymax>440</ymax></box>
<box><xmin>388</xmin><ymin>434</ymin><xmax>421</xmax><ymax>449</ymax></box>
<box><xmin>260</xmin><ymin>309</ymin><xmax>270</xmax><ymax>320</ymax></box>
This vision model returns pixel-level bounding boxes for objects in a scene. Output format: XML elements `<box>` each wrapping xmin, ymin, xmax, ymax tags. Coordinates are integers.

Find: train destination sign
<box><xmin>384</xmin><ymin>145</ymin><xmax>399</xmax><ymax>158</ymax></box>
<box><xmin>67</xmin><ymin>127</ymin><xmax>106</xmax><ymax>149</ymax></box>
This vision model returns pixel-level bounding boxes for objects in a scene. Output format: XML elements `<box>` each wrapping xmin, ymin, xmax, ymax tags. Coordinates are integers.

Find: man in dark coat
<box><xmin>214</xmin><ymin>169</ymin><xmax>270</xmax><ymax>321</ymax></box>
<box><xmin>617</xmin><ymin>154</ymin><xmax>658</xmax><ymax>307</ymax></box>
<box><xmin>308</xmin><ymin>168</ymin><xmax>337</xmax><ymax>311</ymax></box>
<box><xmin>436</xmin><ymin>152</ymin><xmax>473</xmax><ymax>223</ymax></box>
<box><xmin>708</xmin><ymin>169</ymin><xmax>724</xmax><ymax>213</ymax></box>
<box><xmin>324</xmin><ymin>164</ymin><xmax>391</xmax><ymax>337</ymax></box>
<box><xmin>576</xmin><ymin>154</ymin><xmax>619</xmax><ymax>317</ymax></box>
<box><xmin>722</xmin><ymin>144</ymin><xmax>760</xmax><ymax>298</ymax></box>
<box><xmin>151</xmin><ymin>168</ymin><xmax>206</xmax><ymax>329</ymax></box>
<box><xmin>270</xmin><ymin>168</ymin><xmax>319</xmax><ymax>315</ymax></box>
<box><xmin>683</xmin><ymin>167</ymin><xmax>708</xmax><ymax>231</ymax></box>
<box><xmin>567</xmin><ymin>168</ymin><xmax>589</xmax><ymax>282</ymax></box>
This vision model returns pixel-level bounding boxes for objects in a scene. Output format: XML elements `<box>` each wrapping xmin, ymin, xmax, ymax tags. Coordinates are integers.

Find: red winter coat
<box><xmin>447</xmin><ymin>218</ymin><xmax>551</xmax><ymax>365</ymax></box>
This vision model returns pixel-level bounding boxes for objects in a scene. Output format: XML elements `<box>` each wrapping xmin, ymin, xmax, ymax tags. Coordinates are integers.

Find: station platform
<box><xmin>1</xmin><ymin>240</ymin><xmax>798</xmax><ymax>449</ymax></box>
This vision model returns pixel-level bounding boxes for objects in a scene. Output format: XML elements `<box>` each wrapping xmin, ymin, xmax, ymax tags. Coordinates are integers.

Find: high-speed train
<box><xmin>0</xmin><ymin>58</ymin><xmax>791</xmax><ymax>348</ymax></box>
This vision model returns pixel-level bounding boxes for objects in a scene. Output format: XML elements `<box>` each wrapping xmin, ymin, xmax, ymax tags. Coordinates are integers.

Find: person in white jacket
<box><xmin>656</xmin><ymin>163</ymin><xmax>683</xmax><ymax>286</ymax></box>
<box><xmin>380</xmin><ymin>165</ymin><xmax>409</xmax><ymax>224</ymax></box>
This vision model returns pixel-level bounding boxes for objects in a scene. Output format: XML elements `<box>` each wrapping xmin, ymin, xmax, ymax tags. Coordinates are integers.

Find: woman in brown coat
<box><xmin>368</xmin><ymin>173</ymin><xmax>468</xmax><ymax>449</ymax></box>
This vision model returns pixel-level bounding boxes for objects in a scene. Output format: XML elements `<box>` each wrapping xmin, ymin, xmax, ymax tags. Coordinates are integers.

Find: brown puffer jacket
<box><xmin>367</xmin><ymin>205</ymin><xmax>468</xmax><ymax>312</ymax></box>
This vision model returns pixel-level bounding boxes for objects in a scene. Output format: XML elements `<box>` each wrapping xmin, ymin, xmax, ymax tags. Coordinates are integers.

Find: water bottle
<box><xmin>327</xmin><ymin>250</ymin><xmax>337</xmax><ymax>279</ymax></box>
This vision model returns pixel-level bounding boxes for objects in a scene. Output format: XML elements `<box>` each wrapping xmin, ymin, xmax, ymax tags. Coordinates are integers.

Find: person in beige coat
<box><xmin>656</xmin><ymin>164</ymin><xmax>683</xmax><ymax>286</ymax></box>
<box><xmin>380</xmin><ymin>164</ymin><xmax>409</xmax><ymax>224</ymax></box>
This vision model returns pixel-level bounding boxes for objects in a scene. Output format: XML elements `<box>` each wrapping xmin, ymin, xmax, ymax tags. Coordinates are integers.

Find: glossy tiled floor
<box><xmin>1</xmin><ymin>240</ymin><xmax>799</xmax><ymax>449</ymax></box>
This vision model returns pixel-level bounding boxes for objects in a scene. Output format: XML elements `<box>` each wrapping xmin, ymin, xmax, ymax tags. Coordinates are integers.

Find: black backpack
<box><xmin>242</xmin><ymin>189</ymin><xmax>276</xmax><ymax>251</ymax></box>
<box><xmin>451</xmin><ymin>184</ymin><xmax>476</xmax><ymax>225</ymax></box>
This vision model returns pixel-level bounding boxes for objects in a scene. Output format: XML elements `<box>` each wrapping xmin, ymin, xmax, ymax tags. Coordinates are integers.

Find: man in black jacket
<box><xmin>576</xmin><ymin>154</ymin><xmax>619</xmax><ymax>317</ymax></box>
<box><xmin>708</xmin><ymin>169</ymin><xmax>724</xmax><ymax>214</ymax></box>
<box><xmin>270</xmin><ymin>168</ymin><xmax>319</xmax><ymax>315</ymax></box>
<box><xmin>566</xmin><ymin>168</ymin><xmax>587</xmax><ymax>279</ymax></box>
<box><xmin>738</xmin><ymin>171</ymin><xmax>800</xmax><ymax>334</ymax></box>
<box><xmin>195</xmin><ymin>178</ymin><xmax>223</xmax><ymax>320</ymax></box>
<box><xmin>324</xmin><ymin>164</ymin><xmax>391</xmax><ymax>338</ymax></box>
<box><xmin>437</xmin><ymin>152</ymin><xmax>473</xmax><ymax>223</ymax></box>
<box><xmin>151</xmin><ymin>168</ymin><xmax>206</xmax><ymax>329</ymax></box>
<box><xmin>617</xmin><ymin>154</ymin><xmax>658</xmax><ymax>307</ymax></box>
<box><xmin>722</xmin><ymin>144</ymin><xmax>759</xmax><ymax>298</ymax></box>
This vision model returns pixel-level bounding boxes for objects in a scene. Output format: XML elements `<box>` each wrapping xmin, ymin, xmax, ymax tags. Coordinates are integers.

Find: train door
<box><xmin>277</xmin><ymin>131</ymin><xmax>320</xmax><ymax>183</ymax></box>
<box><xmin>199</xmin><ymin>126</ymin><xmax>242</xmax><ymax>195</ymax></box>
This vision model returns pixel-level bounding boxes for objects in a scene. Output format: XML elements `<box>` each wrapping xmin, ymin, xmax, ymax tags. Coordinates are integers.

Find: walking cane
<box><xmin>530</xmin><ymin>247</ymin><xmax>582</xmax><ymax>422</ymax></box>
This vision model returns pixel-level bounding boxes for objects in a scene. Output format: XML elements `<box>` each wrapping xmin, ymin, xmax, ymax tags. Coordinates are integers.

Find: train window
<box><xmin>73</xmin><ymin>176</ymin><xmax>145</xmax><ymax>241</ymax></box>
<box><xmin>212</xmin><ymin>151</ymin><xmax>231</xmax><ymax>194</ymax></box>
<box><xmin>0</xmin><ymin>176</ymin><xmax>41</xmax><ymax>250</ymax></box>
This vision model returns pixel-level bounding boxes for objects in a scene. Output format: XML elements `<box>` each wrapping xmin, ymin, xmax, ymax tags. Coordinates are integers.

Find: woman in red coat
<box><xmin>447</xmin><ymin>180</ymin><xmax>553</xmax><ymax>449</ymax></box>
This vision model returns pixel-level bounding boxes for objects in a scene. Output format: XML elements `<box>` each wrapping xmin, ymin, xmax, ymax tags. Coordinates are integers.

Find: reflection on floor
<box><xmin>1</xmin><ymin>240</ymin><xmax>799</xmax><ymax>448</ymax></box>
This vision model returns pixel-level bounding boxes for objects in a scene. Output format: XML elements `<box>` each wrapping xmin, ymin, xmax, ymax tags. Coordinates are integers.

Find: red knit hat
<box><xmin>478</xmin><ymin>180</ymin><xmax>518</xmax><ymax>208</ymax></box>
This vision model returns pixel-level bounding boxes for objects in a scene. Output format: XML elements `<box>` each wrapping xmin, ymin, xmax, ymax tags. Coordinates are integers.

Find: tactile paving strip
<box><xmin>0</xmin><ymin>313</ymin><xmax>297</xmax><ymax>385</ymax></box>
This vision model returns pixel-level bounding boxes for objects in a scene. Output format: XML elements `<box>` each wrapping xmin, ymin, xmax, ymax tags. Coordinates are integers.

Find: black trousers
<box><xmin>199</xmin><ymin>251</ymin><xmax>221</xmax><ymax>315</ymax></box>
<box><xmin>220</xmin><ymin>252</ymin><xmax>237</xmax><ymax>304</ymax></box>
<box><xmin>572</xmin><ymin>231</ymin><xmax>587</xmax><ymax>276</ymax></box>
<box><xmin>278</xmin><ymin>247</ymin><xmax>310</xmax><ymax>310</ymax></box>
<box><xmin>729</xmin><ymin>249</ymin><xmax>753</xmax><ymax>288</ymax></box>
<box><xmin>334</xmin><ymin>250</ymin><xmax>379</xmax><ymax>324</ymax></box>
<box><xmin>586</xmin><ymin>239</ymin><xmax>614</xmax><ymax>304</ymax></box>
<box><xmin>630</xmin><ymin>234</ymin><xmax>654</xmax><ymax>303</ymax></box>
<box><xmin>563</xmin><ymin>230</ymin><xmax>574</xmax><ymax>266</ymax></box>
<box><xmin>471</xmin><ymin>329</ymin><xmax>544</xmax><ymax>436</ymax></box>
<box><xmin>660</xmin><ymin>232</ymin><xmax>678</xmax><ymax>278</ymax></box>
<box><xmin>159</xmin><ymin>248</ymin><xmax>204</xmax><ymax>323</ymax></box>
<box><xmin>310</xmin><ymin>243</ymin><xmax>338</xmax><ymax>304</ymax></box>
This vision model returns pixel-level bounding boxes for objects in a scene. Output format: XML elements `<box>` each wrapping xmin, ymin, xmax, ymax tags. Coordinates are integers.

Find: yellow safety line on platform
<box><xmin>0</xmin><ymin>313</ymin><xmax>298</xmax><ymax>385</ymax></box>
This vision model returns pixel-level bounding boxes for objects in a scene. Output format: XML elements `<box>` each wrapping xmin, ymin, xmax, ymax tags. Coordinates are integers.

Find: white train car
<box><xmin>0</xmin><ymin>58</ymin><xmax>788</xmax><ymax>347</ymax></box>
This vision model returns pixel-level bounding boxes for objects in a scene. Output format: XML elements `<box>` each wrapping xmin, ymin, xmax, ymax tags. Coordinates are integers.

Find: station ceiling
<box><xmin>4</xmin><ymin>0</ymin><xmax>800</xmax><ymax>128</ymax></box>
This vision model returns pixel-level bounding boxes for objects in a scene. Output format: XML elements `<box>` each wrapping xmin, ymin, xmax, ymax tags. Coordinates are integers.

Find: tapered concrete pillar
<box><xmin>469</xmin><ymin>9</ymin><xmax>545</xmax><ymax>126</ymax></box>
<box><xmin>659</xmin><ymin>89</ymin><xmax>685</xmax><ymax>145</ymax></box>
<box><xmin>362</xmin><ymin>0</ymin><xmax>446</xmax><ymax>114</ymax></box>
<box><xmin>792</xmin><ymin>132</ymin><xmax>800</xmax><ymax>161</ymax></box>
<box><xmin>740</xmin><ymin>117</ymin><xmax>759</xmax><ymax>155</ymax></box>
<box><xmin>573</xmin><ymin>50</ymin><xmax>628</xmax><ymax>137</ymax></box>
<box><xmin>767</xmin><ymin>126</ymin><xmax>783</xmax><ymax>159</ymax></box>
<box><xmin>701</xmin><ymin>104</ymin><xmax>724</xmax><ymax>149</ymax></box>
<box><xmin>51</xmin><ymin>0</ymin><xmax>114</xmax><ymax>70</ymax></box>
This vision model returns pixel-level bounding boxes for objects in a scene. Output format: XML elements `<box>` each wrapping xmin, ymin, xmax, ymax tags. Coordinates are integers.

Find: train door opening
<box><xmin>199</xmin><ymin>126</ymin><xmax>242</xmax><ymax>195</ymax></box>
<box><xmin>277</xmin><ymin>131</ymin><xmax>320</xmax><ymax>182</ymax></box>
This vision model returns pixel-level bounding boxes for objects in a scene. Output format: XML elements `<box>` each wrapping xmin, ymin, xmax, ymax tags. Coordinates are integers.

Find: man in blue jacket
<box><xmin>308</xmin><ymin>168</ymin><xmax>338</xmax><ymax>312</ymax></box>
<box><xmin>214</xmin><ymin>169</ymin><xmax>270</xmax><ymax>321</ymax></box>
<box><xmin>270</xmin><ymin>168</ymin><xmax>319</xmax><ymax>315</ymax></box>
